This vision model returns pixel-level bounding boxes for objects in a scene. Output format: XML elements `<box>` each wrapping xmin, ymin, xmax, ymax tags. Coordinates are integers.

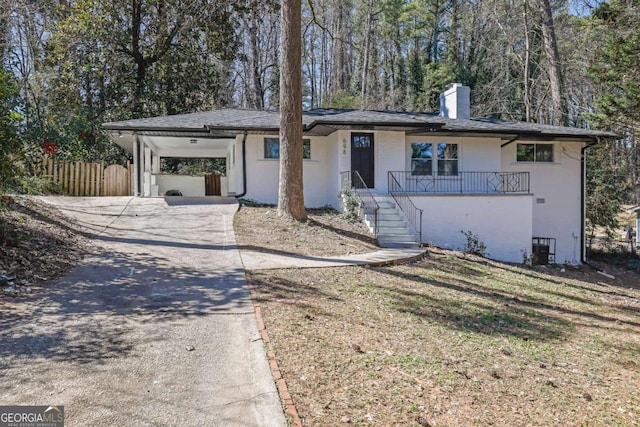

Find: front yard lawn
<box><xmin>250</xmin><ymin>249</ymin><xmax>640</xmax><ymax>426</ymax></box>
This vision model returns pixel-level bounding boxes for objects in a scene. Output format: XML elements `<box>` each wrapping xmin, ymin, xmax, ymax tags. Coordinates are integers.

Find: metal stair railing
<box><xmin>340</xmin><ymin>170</ymin><xmax>379</xmax><ymax>236</ymax></box>
<box><xmin>388</xmin><ymin>172</ymin><xmax>423</xmax><ymax>243</ymax></box>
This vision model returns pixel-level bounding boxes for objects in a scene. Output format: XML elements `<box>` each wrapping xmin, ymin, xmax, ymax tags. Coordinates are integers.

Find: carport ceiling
<box><xmin>143</xmin><ymin>135</ymin><xmax>233</xmax><ymax>158</ymax></box>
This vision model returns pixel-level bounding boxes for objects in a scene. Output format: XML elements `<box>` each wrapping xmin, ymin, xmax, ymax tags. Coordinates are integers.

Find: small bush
<box><xmin>340</xmin><ymin>183</ymin><xmax>360</xmax><ymax>222</ymax></box>
<box><xmin>461</xmin><ymin>230</ymin><xmax>488</xmax><ymax>257</ymax></box>
<box><xmin>13</xmin><ymin>176</ymin><xmax>63</xmax><ymax>195</ymax></box>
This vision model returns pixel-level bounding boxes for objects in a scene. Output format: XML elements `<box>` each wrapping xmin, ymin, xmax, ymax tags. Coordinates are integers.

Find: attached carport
<box><xmin>106</xmin><ymin>129</ymin><xmax>238</xmax><ymax>197</ymax></box>
<box><xmin>103</xmin><ymin>110</ymin><xmax>294</xmax><ymax>199</ymax></box>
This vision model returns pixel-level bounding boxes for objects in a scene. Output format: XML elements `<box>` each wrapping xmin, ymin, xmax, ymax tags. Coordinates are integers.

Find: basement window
<box><xmin>264</xmin><ymin>138</ymin><xmax>311</xmax><ymax>159</ymax></box>
<box><xmin>517</xmin><ymin>143</ymin><xmax>554</xmax><ymax>162</ymax></box>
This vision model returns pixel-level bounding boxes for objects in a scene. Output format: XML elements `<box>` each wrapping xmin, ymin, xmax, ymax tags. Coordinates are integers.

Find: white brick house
<box><xmin>103</xmin><ymin>84</ymin><xmax>615</xmax><ymax>264</ymax></box>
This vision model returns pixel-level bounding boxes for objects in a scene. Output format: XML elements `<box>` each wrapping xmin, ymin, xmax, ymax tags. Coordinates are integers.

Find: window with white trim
<box><xmin>437</xmin><ymin>143</ymin><xmax>458</xmax><ymax>176</ymax></box>
<box><xmin>411</xmin><ymin>142</ymin><xmax>458</xmax><ymax>175</ymax></box>
<box><xmin>516</xmin><ymin>143</ymin><xmax>553</xmax><ymax>162</ymax></box>
<box><xmin>264</xmin><ymin>138</ymin><xmax>311</xmax><ymax>159</ymax></box>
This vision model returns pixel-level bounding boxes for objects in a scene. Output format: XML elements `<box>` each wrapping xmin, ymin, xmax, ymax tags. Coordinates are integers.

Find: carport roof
<box><xmin>102</xmin><ymin>108</ymin><xmax>617</xmax><ymax>140</ymax></box>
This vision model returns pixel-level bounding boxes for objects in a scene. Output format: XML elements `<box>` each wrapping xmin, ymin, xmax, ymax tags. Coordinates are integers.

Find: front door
<box><xmin>351</xmin><ymin>133</ymin><xmax>375</xmax><ymax>188</ymax></box>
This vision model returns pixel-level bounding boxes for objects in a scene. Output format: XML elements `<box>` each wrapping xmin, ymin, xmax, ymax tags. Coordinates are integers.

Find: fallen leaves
<box><xmin>0</xmin><ymin>196</ymin><xmax>88</xmax><ymax>296</ymax></box>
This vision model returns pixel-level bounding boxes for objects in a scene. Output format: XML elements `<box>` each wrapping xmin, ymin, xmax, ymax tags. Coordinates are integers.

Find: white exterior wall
<box><xmin>304</xmin><ymin>136</ymin><xmax>333</xmax><ymax>207</ymax></box>
<box><xmin>374</xmin><ymin>131</ymin><xmax>406</xmax><ymax>193</ymax></box>
<box><xmin>326</xmin><ymin>132</ymin><xmax>343</xmax><ymax>210</ymax></box>
<box><xmin>155</xmin><ymin>175</ymin><xmax>205</xmax><ymax>196</ymax></box>
<box><xmin>334</xmin><ymin>130</ymin><xmax>352</xmax><ymax>210</ymax></box>
<box><xmin>502</xmin><ymin>140</ymin><xmax>585</xmax><ymax>264</ymax></box>
<box><xmin>337</xmin><ymin>130</ymin><xmax>352</xmax><ymax>175</ymax></box>
<box><xmin>242</xmin><ymin>135</ymin><xmax>278</xmax><ymax>204</ymax></box>
<box><xmin>415</xmin><ymin>195</ymin><xmax>533</xmax><ymax>263</ymax></box>
<box><xmin>405</xmin><ymin>135</ymin><xmax>502</xmax><ymax>172</ymax></box>
<box><xmin>241</xmin><ymin>134</ymin><xmax>335</xmax><ymax>207</ymax></box>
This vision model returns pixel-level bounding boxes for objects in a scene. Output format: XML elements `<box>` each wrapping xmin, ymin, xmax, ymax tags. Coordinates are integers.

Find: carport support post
<box><xmin>133</xmin><ymin>137</ymin><xmax>140</xmax><ymax>196</ymax></box>
<box><xmin>143</xmin><ymin>145</ymin><xmax>152</xmax><ymax>196</ymax></box>
<box><xmin>152</xmin><ymin>152</ymin><xmax>160</xmax><ymax>174</ymax></box>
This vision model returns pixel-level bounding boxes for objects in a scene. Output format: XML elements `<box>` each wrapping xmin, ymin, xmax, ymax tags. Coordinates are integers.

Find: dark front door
<box><xmin>351</xmin><ymin>133</ymin><xmax>375</xmax><ymax>188</ymax></box>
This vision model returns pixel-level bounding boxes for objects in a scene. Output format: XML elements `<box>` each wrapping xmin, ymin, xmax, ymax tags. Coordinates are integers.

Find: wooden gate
<box><xmin>102</xmin><ymin>164</ymin><xmax>131</xmax><ymax>196</ymax></box>
<box><xmin>204</xmin><ymin>174</ymin><xmax>221</xmax><ymax>196</ymax></box>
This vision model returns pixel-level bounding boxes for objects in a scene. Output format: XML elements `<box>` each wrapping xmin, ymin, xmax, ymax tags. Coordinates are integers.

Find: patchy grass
<box><xmin>234</xmin><ymin>205</ymin><xmax>377</xmax><ymax>257</ymax></box>
<box><xmin>249</xmin><ymin>249</ymin><xmax>640</xmax><ymax>426</ymax></box>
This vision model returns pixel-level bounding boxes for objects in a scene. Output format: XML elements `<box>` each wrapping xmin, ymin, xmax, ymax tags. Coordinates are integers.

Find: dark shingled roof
<box><xmin>102</xmin><ymin>108</ymin><xmax>617</xmax><ymax>140</ymax></box>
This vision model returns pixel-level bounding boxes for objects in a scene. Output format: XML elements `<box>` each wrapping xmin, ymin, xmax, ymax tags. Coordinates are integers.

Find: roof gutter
<box><xmin>304</xmin><ymin>120</ymin><xmax>445</xmax><ymax>133</ymax></box>
<box><xmin>581</xmin><ymin>137</ymin><xmax>600</xmax><ymax>264</ymax></box>
<box><xmin>103</xmin><ymin>125</ymin><xmax>213</xmax><ymax>134</ymax></box>
<box><xmin>500</xmin><ymin>135</ymin><xmax>520</xmax><ymax>148</ymax></box>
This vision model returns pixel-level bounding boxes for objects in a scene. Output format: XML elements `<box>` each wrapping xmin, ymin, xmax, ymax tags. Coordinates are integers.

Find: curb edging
<box><xmin>247</xmin><ymin>272</ymin><xmax>303</xmax><ymax>427</ymax></box>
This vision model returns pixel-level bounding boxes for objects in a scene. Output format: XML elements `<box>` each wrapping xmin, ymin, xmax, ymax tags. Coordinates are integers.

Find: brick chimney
<box><xmin>439</xmin><ymin>83</ymin><xmax>471</xmax><ymax>120</ymax></box>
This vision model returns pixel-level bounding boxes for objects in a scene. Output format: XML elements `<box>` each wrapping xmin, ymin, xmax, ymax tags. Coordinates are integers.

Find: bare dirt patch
<box><xmin>234</xmin><ymin>204</ymin><xmax>377</xmax><ymax>257</ymax></box>
<box><xmin>249</xmin><ymin>249</ymin><xmax>640</xmax><ymax>426</ymax></box>
<box><xmin>0</xmin><ymin>196</ymin><xmax>89</xmax><ymax>295</ymax></box>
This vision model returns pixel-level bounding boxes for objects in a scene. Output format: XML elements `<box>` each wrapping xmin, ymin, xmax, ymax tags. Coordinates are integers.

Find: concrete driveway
<box><xmin>0</xmin><ymin>197</ymin><xmax>286</xmax><ymax>426</ymax></box>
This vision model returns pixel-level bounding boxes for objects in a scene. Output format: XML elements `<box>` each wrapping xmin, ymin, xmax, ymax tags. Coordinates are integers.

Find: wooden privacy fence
<box><xmin>34</xmin><ymin>158</ymin><xmax>133</xmax><ymax>196</ymax></box>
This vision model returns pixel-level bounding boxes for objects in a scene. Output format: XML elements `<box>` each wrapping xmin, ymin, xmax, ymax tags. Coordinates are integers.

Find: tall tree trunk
<box><xmin>249</xmin><ymin>10</ymin><xmax>264</xmax><ymax>110</ymax></box>
<box><xmin>538</xmin><ymin>0</ymin><xmax>567</xmax><ymax>125</ymax></box>
<box><xmin>131</xmin><ymin>0</ymin><xmax>146</xmax><ymax>118</ymax></box>
<box><xmin>360</xmin><ymin>0</ymin><xmax>374</xmax><ymax>106</ymax></box>
<box><xmin>278</xmin><ymin>0</ymin><xmax>306</xmax><ymax>221</ymax></box>
<box><xmin>523</xmin><ymin>1</ymin><xmax>532</xmax><ymax>122</ymax></box>
<box><xmin>330</xmin><ymin>0</ymin><xmax>351</xmax><ymax>94</ymax></box>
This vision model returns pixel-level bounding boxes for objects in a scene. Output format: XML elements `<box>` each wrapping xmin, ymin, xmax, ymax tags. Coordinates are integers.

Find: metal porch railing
<box><xmin>340</xmin><ymin>170</ymin><xmax>379</xmax><ymax>235</ymax></box>
<box><xmin>388</xmin><ymin>171</ymin><xmax>530</xmax><ymax>194</ymax></box>
<box><xmin>388</xmin><ymin>172</ymin><xmax>423</xmax><ymax>243</ymax></box>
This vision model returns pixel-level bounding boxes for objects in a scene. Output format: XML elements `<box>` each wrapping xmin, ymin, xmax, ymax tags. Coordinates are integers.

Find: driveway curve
<box><xmin>0</xmin><ymin>196</ymin><xmax>286</xmax><ymax>427</ymax></box>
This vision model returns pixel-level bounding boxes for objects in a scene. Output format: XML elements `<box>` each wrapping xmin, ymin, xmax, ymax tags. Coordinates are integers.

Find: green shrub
<box><xmin>340</xmin><ymin>183</ymin><xmax>360</xmax><ymax>222</ymax></box>
<box><xmin>461</xmin><ymin>230</ymin><xmax>488</xmax><ymax>257</ymax></box>
<box><xmin>13</xmin><ymin>176</ymin><xmax>64</xmax><ymax>195</ymax></box>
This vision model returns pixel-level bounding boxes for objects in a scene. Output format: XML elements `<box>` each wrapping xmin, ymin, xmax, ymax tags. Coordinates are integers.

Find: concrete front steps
<box><xmin>364</xmin><ymin>196</ymin><xmax>421</xmax><ymax>248</ymax></box>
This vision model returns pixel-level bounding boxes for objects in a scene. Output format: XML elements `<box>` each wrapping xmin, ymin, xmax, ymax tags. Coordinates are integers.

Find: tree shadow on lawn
<box><xmin>0</xmin><ymin>248</ymin><xmax>250</xmax><ymax>368</ymax></box>
<box><xmin>373</xmin><ymin>263</ymin><xmax>640</xmax><ymax>341</ymax></box>
<box><xmin>370</xmin><ymin>266</ymin><xmax>571</xmax><ymax>342</ymax></box>
<box><xmin>248</xmin><ymin>270</ymin><xmax>341</xmax><ymax>317</ymax></box>
<box><xmin>304</xmin><ymin>217</ymin><xmax>378</xmax><ymax>247</ymax></box>
<box><xmin>236</xmin><ymin>204</ymin><xmax>378</xmax><ymax>250</ymax></box>
<box><xmin>247</xmin><ymin>262</ymin><xmax>640</xmax><ymax>361</ymax></box>
<box><xmin>481</xmin><ymin>254</ymin><xmax>640</xmax><ymax>292</ymax></box>
<box><xmin>478</xmin><ymin>260</ymin><xmax>640</xmax><ymax>323</ymax></box>
<box><xmin>249</xmin><ymin>265</ymin><xmax>570</xmax><ymax>342</ymax></box>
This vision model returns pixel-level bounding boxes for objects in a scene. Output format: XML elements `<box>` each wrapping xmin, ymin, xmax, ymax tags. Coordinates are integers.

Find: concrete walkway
<box><xmin>240</xmin><ymin>247</ymin><xmax>427</xmax><ymax>270</ymax></box>
<box><xmin>0</xmin><ymin>197</ymin><xmax>286</xmax><ymax>427</ymax></box>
